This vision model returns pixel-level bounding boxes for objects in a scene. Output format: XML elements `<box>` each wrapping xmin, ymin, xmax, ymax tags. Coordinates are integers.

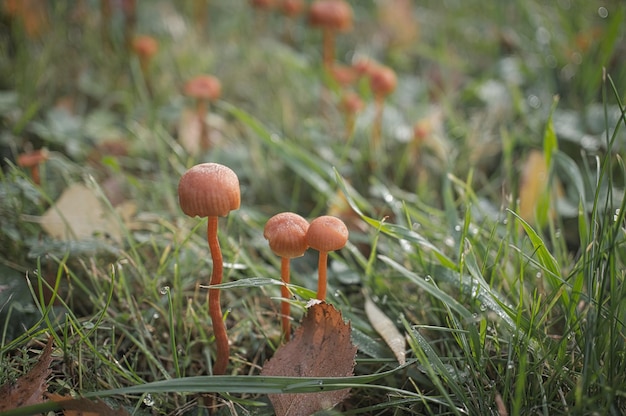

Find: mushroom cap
<box><xmin>132</xmin><ymin>35</ymin><xmax>159</xmax><ymax>59</ymax></box>
<box><xmin>306</xmin><ymin>215</ymin><xmax>349</xmax><ymax>252</ymax></box>
<box><xmin>340</xmin><ymin>91</ymin><xmax>364</xmax><ymax>114</ymax></box>
<box><xmin>369</xmin><ymin>65</ymin><xmax>397</xmax><ymax>98</ymax></box>
<box><xmin>264</xmin><ymin>212</ymin><xmax>310</xmax><ymax>258</ymax></box>
<box><xmin>280</xmin><ymin>0</ymin><xmax>305</xmax><ymax>17</ymax></box>
<box><xmin>184</xmin><ymin>75</ymin><xmax>222</xmax><ymax>101</ymax></box>
<box><xmin>178</xmin><ymin>163</ymin><xmax>240</xmax><ymax>217</ymax></box>
<box><xmin>308</xmin><ymin>0</ymin><xmax>353</xmax><ymax>32</ymax></box>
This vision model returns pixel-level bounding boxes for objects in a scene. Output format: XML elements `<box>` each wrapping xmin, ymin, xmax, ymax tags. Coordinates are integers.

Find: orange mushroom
<box><xmin>184</xmin><ymin>75</ymin><xmax>222</xmax><ymax>151</ymax></box>
<box><xmin>305</xmin><ymin>215</ymin><xmax>349</xmax><ymax>300</ymax></box>
<box><xmin>17</xmin><ymin>149</ymin><xmax>48</xmax><ymax>185</ymax></box>
<box><xmin>178</xmin><ymin>162</ymin><xmax>240</xmax><ymax>375</ymax></box>
<box><xmin>131</xmin><ymin>35</ymin><xmax>158</xmax><ymax>94</ymax></box>
<box><xmin>339</xmin><ymin>91</ymin><xmax>364</xmax><ymax>139</ymax></box>
<box><xmin>308</xmin><ymin>0</ymin><xmax>353</xmax><ymax>70</ymax></box>
<box><xmin>368</xmin><ymin>64</ymin><xmax>397</xmax><ymax>152</ymax></box>
<box><xmin>264</xmin><ymin>212</ymin><xmax>310</xmax><ymax>341</ymax></box>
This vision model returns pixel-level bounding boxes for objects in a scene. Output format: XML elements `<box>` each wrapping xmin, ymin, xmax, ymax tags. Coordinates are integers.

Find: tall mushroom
<box><xmin>131</xmin><ymin>35</ymin><xmax>158</xmax><ymax>94</ymax></box>
<box><xmin>306</xmin><ymin>215</ymin><xmax>348</xmax><ymax>300</ymax></box>
<box><xmin>183</xmin><ymin>75</ymin><xmax>222</xmax><ymax>151</ymax></box>
<box><xmin>308</xmin><ymin>0</ymin><xmax>353</xmax><ymax>71</ymax></box>
<box><xmin>178</xmin><ymin>162</ymin><xmax>240</xmax><ymax>375</ymax></box>
<box><xmin>264</xmin><ymin>212</ymin><xmax>310</xmax><ymax>341</ymax></box>
<box><xmin>368</xmin><ymin>64</ymin><xmax>397</xmax><ymax>153</ymax></box>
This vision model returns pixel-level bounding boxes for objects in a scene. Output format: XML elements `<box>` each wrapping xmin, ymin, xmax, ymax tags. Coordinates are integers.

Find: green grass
<box><xmin>1</xmin><ymin>0</ymin><xmax>626</xmax><ymax>415</ymax></box>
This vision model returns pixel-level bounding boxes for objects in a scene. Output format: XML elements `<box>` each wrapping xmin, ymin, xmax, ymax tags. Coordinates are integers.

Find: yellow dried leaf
<box><xmin>40</xmin><ymin>183</ymin><xmax>123</xmax><ymax>243</ymax></box>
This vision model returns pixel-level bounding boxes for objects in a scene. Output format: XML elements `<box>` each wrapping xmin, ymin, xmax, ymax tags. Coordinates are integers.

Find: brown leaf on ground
<box><xmin>0</xmin><ymin>338</ymin><xmax>55</xmax><ymax>411</ymax></box>
<box><xmin>261</xmin><ymin>302</ymin><xmax>357</xmax><ymax>416</ymax></box>
<box><xmin>47</xmin><ymin>393</ymin><xmax>130</xmax><ymax>416</ymax></box>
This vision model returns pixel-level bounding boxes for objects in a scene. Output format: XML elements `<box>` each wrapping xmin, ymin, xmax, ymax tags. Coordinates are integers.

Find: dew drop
<box><xmin>143</xmin><ymin>394</ymin><xmax>154</xmax><ymax>407</ymax></box>
<box><xmin>507</xmin><ymin>361</ymin><xmax>515</xmax><ymax>370</ymax></box>
<box><xmin>424</xmin><ymin>275</ymin><xmax>432</xmax><ymax>282</ymax></box>
<box><xmin>160</xmin><ymin>286</ymin><xmax>170</xmax><ymax>295</ymax></box>
<box><xmin>598</xmin><ymin>7</ymin><xmax>608</xmax><ymax>18</ymax></box>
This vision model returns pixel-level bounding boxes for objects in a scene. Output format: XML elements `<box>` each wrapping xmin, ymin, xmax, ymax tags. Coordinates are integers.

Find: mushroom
<box><xmin>339</xmin><ymin>90</ymin><xmax>364</xmax><ymax>139</ymax></box>
<box><xmin>17</xmin><ymin>149</ymin><xmax>48</xmax><ymax>185</ymax></box>
<box><xmin>131</xmin><ymin>35</ymin><xmax>158</xmax><ymax>93</ymax></box>
<box><xmin>183</xmin><ymin>75</ymin><xmax>222</xmax><ymax>151</ymax></box>
<box><xmin>305</xmin><ymin>215</ymin><xmax>349</xmax><ymax>300</ymax></box>
<box><xmin>178</xmin><ymin>162</ymin><xmax>240</xmax><ymax>375</ymax></box>
<box><xmin>264</xmin><ymin>212</ymin><xmax>310</xmax><ymax>341</ymax></box>
<box><xmin>368</xmin><ymin>64</ymin><xmax>397</xmax><ymax>153</ymax></box>
<box><xmin>308</xmin><ymin>0</ymin><xmax>353</xmax><ymax>70</ymax></box>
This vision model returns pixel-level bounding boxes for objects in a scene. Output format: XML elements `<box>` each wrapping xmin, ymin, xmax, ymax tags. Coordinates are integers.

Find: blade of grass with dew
<box><xmin>335</xmin><ymin>171</ymin><xmax>457</xmax><ymax>270</ymax></box>
<box><xmin>222</xmin><ymin>102</ymin><xmax>336</xmax><ymax>199</ymax></box>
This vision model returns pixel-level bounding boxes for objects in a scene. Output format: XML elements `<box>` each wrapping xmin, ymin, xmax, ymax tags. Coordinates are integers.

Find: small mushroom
<box><xmin>131</xmin><ymin>35</ymin><xmax>158</xmax><ymax>93</ymax></box>
<box><xmin>339</xmin><ymin>90</ymin><xmax>364</xmax><ymax>139</ymax></box>
<box><xmin>264</xmin><ymin>212</ymin><xmax>310</xmax><ymax>341</ymax></box>
<box><xmin>306</xmin><ymin>215</ymin><xmax>349</xmax><ymax>300</ymax></box>
<box><xmin>17</xmin><ymin>149</ymin><xmax>48</xmax><ymax>185</ymax></box>
<box><xmin>183</xmin><ymin>75</ymin><xmax>222</xmax><ymax>151</ymax></box>
<box><xmin>178</xmin><ymin>162</ymin><xmax>240</xmax><ymax>375</ymax></box>
<box><xmin>368</xmin><ymin>64</ymin><xmax>397</xmax><ymax>153</ymax></box>
<box><xmin>308</xmin><ymin>0</ymin><xmax>353</xmax><ymax>70</ymax></box>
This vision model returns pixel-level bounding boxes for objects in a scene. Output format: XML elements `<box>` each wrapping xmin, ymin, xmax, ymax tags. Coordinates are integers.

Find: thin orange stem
<box><xmin>317</xmin><ymin>251</ymin><xmax>328</xmax><ymax>300</ymax></box>
<box><xmin>280</xmin><ymin>257</ymin><xmax>291</xmax><ymax>341</ymax></box>
<box><xmin>372</xmin><ymin>95</ymin><xmax>384</xmax><ymax>153</ymax></box>
<box><xmin>322</xmin><ymin>28</ymin><xmax>335</xmax><ymax>71</ymax></box>
<box><xmin>207</xmin><ymin>216</ymin><xmax>229</xmax><ymax>375</ymax></box>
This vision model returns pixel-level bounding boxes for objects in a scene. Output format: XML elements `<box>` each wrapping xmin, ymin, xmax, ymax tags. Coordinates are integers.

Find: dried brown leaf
<box><xmin>261</xmin><ymin>302</ymin><xmax>357</xmax><ymax>416</ymax></box>
<box><xmin>0</xmin><ymin>338</ymin><xmax>55</xmax><ymax>411</ymax></box>
<box><xmin>47</xmin><ymin>393</ymin><xmax>130</xmax><ymax>416</ymax></box>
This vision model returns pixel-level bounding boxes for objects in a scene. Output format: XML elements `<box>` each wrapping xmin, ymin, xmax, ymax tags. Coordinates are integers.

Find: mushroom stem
<box><xmin>316</xmin><ymin>251</ymin><xmax>329</xmax><ymax>300</ymax></box>
<box><xmin>280</xmin><ymin>257</ymin><xmax>292</xmax><ymax>341</ymax></box>
<box><xmin>207</xmin><ymin>216</ymin><xmax>229</xmax><ymax>375</ymax></box>
<box><xmin>322</xmin><ymin>28</ymin><xmax>335</xmax><ymax>70</ymax></box>
<box><xmin>371</xmin><ymin>95</ymin><xmax>384</xmax><ymax>154</ymax></box>
<box><xmin>196</xmin><ymin>99</ymin><xmax>210</xmax><ymax>150</ymax></box>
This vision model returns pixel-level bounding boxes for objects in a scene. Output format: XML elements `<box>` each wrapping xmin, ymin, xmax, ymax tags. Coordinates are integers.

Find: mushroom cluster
<box><xmin>264</xmin><ymin>212</ymin><xmax>348</xmax><ymax>340</ymax></box>
<box><xmin>179</xmin><ymin>162</ymin><xmax>350</xmax><ymax>368</ymax></box>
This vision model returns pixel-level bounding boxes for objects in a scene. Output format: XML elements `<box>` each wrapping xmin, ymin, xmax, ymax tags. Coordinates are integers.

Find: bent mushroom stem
<box><xmin>207</xmin><ymin>216</ymin><xmax>229</xmax><ymax>375</ymax></box>
<box><xmin>280</xmin><ymin>257</ymin><xmax>292</xmax><ymax>341</ymax></box>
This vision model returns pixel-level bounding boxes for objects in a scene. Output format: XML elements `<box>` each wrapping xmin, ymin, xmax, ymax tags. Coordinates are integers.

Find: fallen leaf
<box><xmin>261</xmin><ymin>303</ymin><xmax>357</xmax><ymax>416</ymax></box>
<box><xmin>40</xmin><ymin>183</ymin><xmax>124</xmax><ymax>243</ymax></box>
<box><xmin>0</xmin><ymin>338</ymin><xmax>55</xmax><ymax>411</ymax></box>
<box><xmin>518</xmin><ymin>150</ymin><xmax>548</xmax><ymax>225</ymax></box>
<box><xmin>364</xmin><ymin>295</ymin><xmax>406</xmax><ymax>365</ymax></box>
<box><xmin>47</xmin><ymin>393</ymin><xmax>130</xmax><ymax>416</ymax></box>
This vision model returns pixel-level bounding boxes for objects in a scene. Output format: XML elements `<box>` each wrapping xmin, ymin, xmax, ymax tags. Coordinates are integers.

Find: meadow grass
<box><xmin>1</xmin><ymin>1</ymin><xmax>625</xmax><ymax>415</ymax></box>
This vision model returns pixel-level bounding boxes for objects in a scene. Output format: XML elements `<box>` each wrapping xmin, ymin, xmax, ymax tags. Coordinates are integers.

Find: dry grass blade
<box><xmin>364</xmin><ymin>295</ymin><xmax>406</xmax><ymax>365</ymax></box>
